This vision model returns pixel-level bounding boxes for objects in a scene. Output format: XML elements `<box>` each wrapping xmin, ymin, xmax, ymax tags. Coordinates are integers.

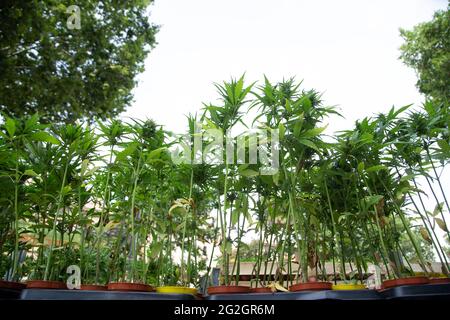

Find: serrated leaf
<box><xmin>30</xmin><ymin>132</ymin><xmax>60</xmax><ymax>145</ymax></box>
<box><xmin>238</xmin><ymin>164</ymin><xmax>249</xmax><ymax>172</ymax></box>
<box><xmin>148</xmin><ymin>147</ymin><xmax>166</xmax><ymax>159</ymax></box>
<box><xmin>302</xmin><ymin>125</ymin><xmax>328</xmax><ymax>139</ymax></box>
<box><xmin>224</xmin><ymin>240</ymin><xmax>232</xmax><ymax>254</ymax></box>
<box><xmin>168</xmin><ymin>203</ymin><xmax>187</xmax><ymax>215</ymax></box>
<box><xmin>149</xmin><ymin>242</ymin><xmax>164</xmax><ymax>259</ymax></box>
<box><xmin>419</xmin><ymin>227</ymin><xmax>432</xmax><ymax>244</ymax></box>
<box><xmin>23</xmin><ymin>169</ymin><xmax>38</xmax><ymax>177</ymax></box>
<box><xmin>357</xmin><ymin>162</ymin><xmax>365</xmax><ymax>174</ymax></box>
<box><xmin>433</xmin><ymin>203</ymin><xmax>444</xmax><ymax>217</ymax></box>
<box><xmin>240</xmin><ymin>169</ymin><xmax>259</xmax><ymax>177</ymax></box>
<box><xmin>300</xmin><ymin>96</ymin><xmax>312</xmax><ymax>110</ymax></box>
<box><xmin>62</xmin><ymin>185</ymin><xmax>72</xmax><ymax>196</ymax></box>
<box><xmin>426</xmin><ymin>210</ymin><xmax>436</xmax><ymax>217</ymax></box>
<box><xmin>5</xmin><ymin>118</ymin><xmax>16</xmax><ymax>137</ymax></box>
<box><xmin>273</xmin><ymin>172</ymin><xmax>280</xmax><ymax>186</ymax></box>
<box><xmin>298</xmin><ymin>138</ymin><xmax>320</xmax><ymax>152</ymax></box>
<box><xmin>116</xmin><ymin>142</ymin><xmax>138</xmax><ymax>161</ymax></box>
<box><xmin>362</xmin><ymin>195</ymin><xmax>384</xmax><ymax>208</ymax></box>
<box><xmin>437</xmin><ymin>139</ymin><xmax>450</xmax><ymax>152</ymax></box>
<box><xmin>366</xmin><ymin>165</ymin><xmax>387</xmax><ymax>173</ymax></box>
<box><xmin>103</xmin><ymin>221</ymin><xmax>119</xmax><ymax>232</ymax></box>
<box><xmin>435</xmin><ymin>218</ymin><xmax>448</xmax><ymax>232</ymax></box>
<box><xmin>293</xmin><ymin>121</ymin><xmax>302</xmax><ymax>137</ymax></box>
<box><xmin>25</xmin><ymin>114</ymin><xmax>40</xmax><ymax>131</ymax></box>
<box><xmin>278</xmin><ymin>123</ymin><xmax>285</xmax><ymax>140</ymax></box>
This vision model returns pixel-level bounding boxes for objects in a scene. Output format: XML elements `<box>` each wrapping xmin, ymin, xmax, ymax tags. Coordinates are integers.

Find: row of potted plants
<box><xmin>0</xmin><ymin>76</ymin><xmax>449</xmax><ymax>297</ymax></box>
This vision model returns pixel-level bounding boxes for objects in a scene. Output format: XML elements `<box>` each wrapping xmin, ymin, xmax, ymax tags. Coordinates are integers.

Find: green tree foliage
<box><xmin>399</xmin><ymin>9</ymin><xmax>450</xmax><ymax>104</ymax></box>
<box><xmin>0</xmin><ymin>0</ymin><xmax>158</xmax><ymax>123</ymax></box>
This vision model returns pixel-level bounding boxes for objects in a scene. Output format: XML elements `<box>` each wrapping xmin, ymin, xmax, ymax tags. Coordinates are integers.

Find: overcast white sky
<box><xmin>125</xmin><ymin>0</ymin><xmax>447</xmax><ymax>135</ymax></box>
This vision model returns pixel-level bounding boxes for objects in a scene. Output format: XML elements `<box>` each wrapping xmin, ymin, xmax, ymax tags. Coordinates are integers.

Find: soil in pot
<box><xmin>250</xmin><ymin>287</ymin><xmax>274</xmax><ymax>293</ymax></box>
<box><xmin>382</xmin><ymin>276</ymin><xmax>429</xmax><ymax>289</ymax></box>
<box><xmin>80</xmin><ymin>284</ymin><xmax>108</xmax><ymax>291</ymax></box>
<box><xmin>0</xmin><ymin>280</ymin><xmax>26</xmax><ymax>290</ymax></box>
<box><xmin>207</xmin><ymin>285</ymin><xmax>250</xmax><ymax>295</ymax></box>
<box><xmin>26</xmin><ymin>280</ymin><xmax>67</xmax><ymax>289</ymax></box>
<box><xmin>107</xmin><ymin>282</ymin><xmax>153</xmax><ymax>292</ymax></box>
<box><xmin>289</xmin><ymin>282</ymin><xmax>332</xmax><ymax>292</ymax></box>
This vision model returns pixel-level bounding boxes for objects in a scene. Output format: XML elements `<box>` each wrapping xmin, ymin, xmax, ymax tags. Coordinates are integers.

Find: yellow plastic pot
<box><xmin>332</xmin><ymin>283</ymin><xmax>366</xmax><ymax>290</ymax></box>
<box><xmin>156</xmin><ymin>286</ymin><xmax>198</xmax><ymax>295</ymax></box>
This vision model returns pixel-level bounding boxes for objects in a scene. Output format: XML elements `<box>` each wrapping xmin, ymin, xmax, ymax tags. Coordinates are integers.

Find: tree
<box><xmin>0</xmin><ymin>0</ymin><xmax>158</xmax><ymax>123</ymax></box>
<box><xmin>399</xmin><ymin>9</ymin><xmax>450</xmax><ymax>104</ymax></box>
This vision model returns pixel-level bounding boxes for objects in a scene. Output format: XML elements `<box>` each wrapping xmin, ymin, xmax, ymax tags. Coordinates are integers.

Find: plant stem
<box><xmin>378</xmin><ymin>178</ymin><xmax>429</xmax><ymax>275</ymax></box>
<box><xmin>11</xmin><ymin>157</ymin><xmax>20</xmax><ymax>280</ymax></box>
<box><xmin>129</xmin><ymin>151</ymin><xmax>143</xmax><ymax>282</ymax></box>
<box><xmin>180</xmin><ymin>168</ymin><xmax>194</xmax><ymax>286</ymax></box>
<box><xmin>44</xmin><ymin>156</ymin><xmax>70</xmax><ymax>281</ymax></box>
<box><xmin>221</xmin><ymin>163</ymin><xmax>229</xmax><ymax>285</ymax></box>
<box><xmin>324</xmin><ymin>179</ymin><xmax>346</xmax><ymax>282</ymax></box>
<box><xmin>425</xmin><ymin>146</ymin><xmax>450</xmax><ymax>213</ymax></box>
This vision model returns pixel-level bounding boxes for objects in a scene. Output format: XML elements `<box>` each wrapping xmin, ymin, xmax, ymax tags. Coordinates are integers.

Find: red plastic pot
<box><xmin>80</xmin><ymin>284</ymin><xmax>108</xmax><ymax>291</ymax></box>
<box><xmin>0</xmin><ymin>280</ymin><xmax>26</xmax><ymax>290</ymax></box>
<box><xmin>429</xmin><ymin>277</ymin><xmax>450</xmax><ymax>285</ymax></box>
<box><xmin>195</xmin><ymin>293</ymin><xmax>205</xmax><ymax>300</ymax></box>
<box><xmin>289</xmin><ymin>281</ymin><xmax>332</xmax><ymax>292</ymax></box>
<box><xmin>107</xmin><ymin>282</ymin><xmax>153</xmax><ymax>292</ymax></box>
<box><xmin>26</xmin><ymin>280</ymin><xmax>67</xmax><ymax>289</ymax></box>
<box><xmin>382</xmin><ymin>276</ymin><xmax>429</xmax><ymax>289</ymax></box>
<box><xmin>207</xmin><ymin>285</ymin><xmax>250</xmax><ymax>295</ymax></box>
<box><xmin>250</xmin><ymin>287</ymin><xmax>273</xmax><ymax>293</ymax></box>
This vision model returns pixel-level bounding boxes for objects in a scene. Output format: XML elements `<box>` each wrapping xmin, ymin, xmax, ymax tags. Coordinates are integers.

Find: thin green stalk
<box><xmin>277</xmin><ymin>207</ymin><xmax>290</xmax><ymax>286</ymax></box>
<box><xmin>263</xmin><ymin>217</ymin><xmax>275</xmax><ymax>285</ymax></box>
<box><xmin>378</xmin><ymin>178</ymin><xmax>429</xmax><ymax>274</ymax></box>
<box><xmin>231</xmin><ymin>214</ymin><xmax>246</xmax><ymax>285</ymax></box>
<box><xmin>419</xmin><ymin>162</ymin><xmax>450</xmax><ymax>241</ymax></box>
<box><xmin>324</xmin><ymin>180</ymin><xmax>346</xmax><ymax>282</ymax></box>
<box><xmin>425</xmin><ymin>146</ymin><xmax>450</xmax><ymax>213</ymax></box>
<box><xmin>221</xmin><ymin>163</ymin><xmax>229</xmax><ymax>285</ymax></box>
<box><xmin>129</xmin><ymin>151</ymin><xmax>143</xmax><ymax>282</ymax></box>
<box><xmin>180</xmin><ymin>169</ymin><xmax>194</xmax><ymax>286</ymax></box>
<box><xmin>283</xmin><ymin>167</ymin><xmax>305</xmax><ymax>282</ymax></box>
<box><xmin>396</xmin><ymin>166</ymin><xmax>449</xmax><ymax>272</ymax></box>
<box><xmin>11</xmin><ymin>157</ymin><xmax>20</xmax><ymax>280</ymax></box>
<box><xmin>361</xmin><ymin>176</ymin><xmax>395</xmax><ymax>278</ymax></box>
<box><xmin>107</xmin><ymin>221</ymin><xmax>124</xmax><ymax>283</ymax></box>
<box><xmin>204</xmin><ymin>208</ymin><xmax>220</xmax><ymax>292</ymax></box>
<box><xmin>353</xmin><ymin>175</ymin><xmax>391</xmax><ymax>277</ymax></box>
<box><xmin>408</xmin><ymin>178</ymin><xmax>449</xmax><ymax>271</ymax></box>
<box><xmin>94</xmin><ymin>147</ymin><xmax>115</xmax><ymax>283</ymax></box>
<box><xmin>44</xmin><ymin>157</ymin><xmax>70</xmax><ymax>281</ymax></box>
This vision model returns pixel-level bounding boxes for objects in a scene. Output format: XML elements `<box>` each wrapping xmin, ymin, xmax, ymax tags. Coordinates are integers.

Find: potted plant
<box><xmin>203</xmin><ymin>76</ymin><xmax>254</xmax><ymax>295</ymax></box>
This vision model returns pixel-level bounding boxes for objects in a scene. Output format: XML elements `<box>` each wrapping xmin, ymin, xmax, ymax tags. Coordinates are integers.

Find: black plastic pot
<box><xmin>206</xmin><ymin>289</ymin><xmax>382</xmax><ymax>300</ymax></box>
<box><xmin>380</xmin><ymin>283</ymin><xmax>450</xmax><ymax>300</ymax></box>
<box><xmin>20</xmin><ymin>289</ymin><xmax>198</xmax><ymax>300</ymax></box>
<box><xmin>0</xmin><ymin>287</ymin><xmax>23</xmax><ymax>300</ymax></box>
<box><xmin>0</xmin><ymin>280</ymin><xmax>26</xmax><ymax>299</ymax></box>
<box><xmin>206</xmin><ymin>292</ymin><xmax>305</xmax><ymax>300</ymax></box>
<box><xmin>305</xmin><ymin>289</ymin><xmax>382</xmax><ymax>300</ymax></box>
